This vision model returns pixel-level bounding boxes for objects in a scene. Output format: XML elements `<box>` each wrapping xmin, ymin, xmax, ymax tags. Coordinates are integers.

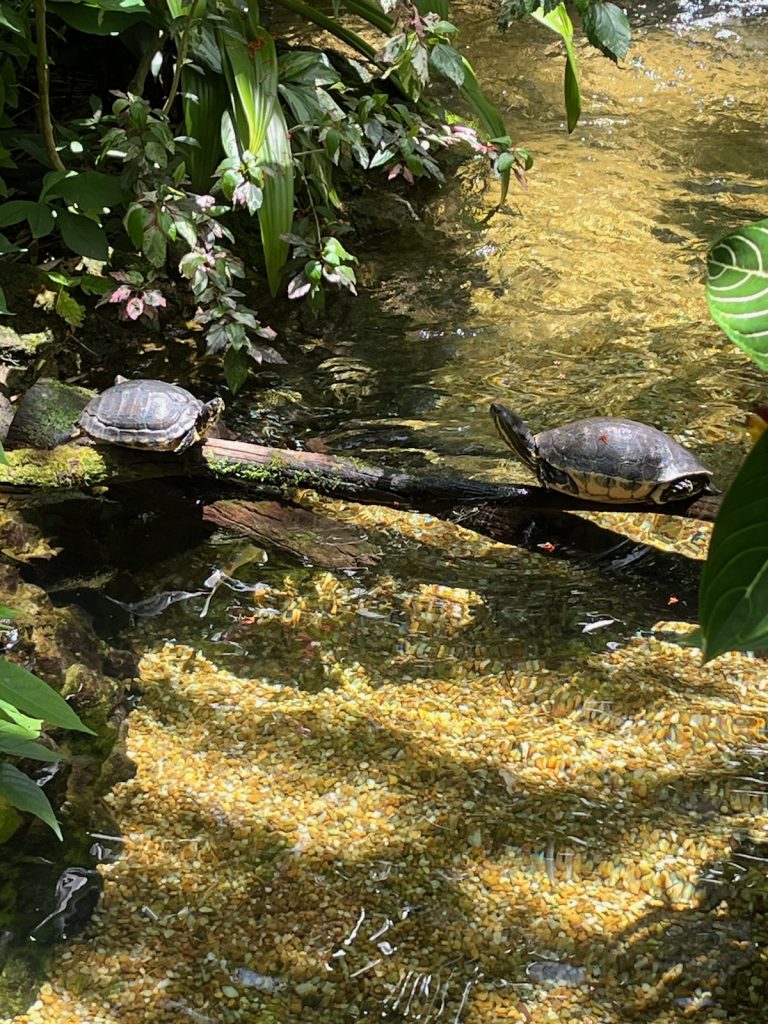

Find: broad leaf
<box><xmin>0</xmin><ymin>658</ymin><xmax>95</xmax><ymax>733</ymax></box>
<box><xmin>698</xmin><ymin>429</ymin><xmax>768</xmax><ymax>662</ymax></box>
<box><xmin>0</xmin><ymin>762</ymin><xmax>61</xmax><ymax>838</ymax></box>
<box><xmin>48</xmin><ymin>170</ymin><xmax>127</xmax><ymax>210</ymax></box>
<box><xmin>707</xmin><ymin>219</ymin><xmax>768</xmax><ymax>371</ymax></box>
<box><xmin>224</xmin><ymin>345</ymin><xmax>250</xmax><ymax>394</ymax></box>
<box><xmin>582</xmin><ymin>3</ymin><xmax>630</xmax><ymax>62</ymax></box>
<box><xmin>0</xmin><ymin>441</ymin><xmax>9</xmax><ymax>464</ymax></box>
<box><xmin>57</xmin><ymin>210</ymin><xmax>109</xmax><ymax>261</ymax></box>
<box><xmin>429</xmin><ymin>43</ymin><xmax>465</xmax><ymax>88</ymax></box>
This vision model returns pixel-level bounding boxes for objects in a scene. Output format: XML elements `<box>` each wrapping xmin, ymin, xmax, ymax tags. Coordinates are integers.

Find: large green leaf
<box><xmin>181</xmin><ymin>66</ymin><xmax>229</xmax><ymax>193</ymax></box>
<box><xmin>257</xmin><ymin>102</ymin><xmax>294</xmax><ymax>295</ymax></box>
<box><xmin>47</xmin><ymin>170</ymin><xmax>127</xmax><ymax>210</ymax></box>
<box><xmin>706</xmin><ymin>219</ymin><xmax>768</xmax><ymax>371</ymax></box>
<box><xmin>57</xmin><ymin>210</ymin><xmax>108</xmax><ymax>261</ymax></box>
<box><xmin>0</xmin><ymin>659</ymin><xmax>95</xmax><ymax>733</ymax></box>
<box><xmin>0</xmin><ymin>762</ymin><xmax>61</xmax><ymax>838</ymax></box>
<box><xmin>698</xmin><ymin>429</ymin><xmax>768</xmax><ymax>663</ymax></box>
<box><xmin>582</xmin><ymin>2</ymin><xmax>630</xmax><ymax>62</ymax></box>
<box><xmin>531</xmin><ymin>3</ymin><xmax>581</xmax><ymax>132</ymax></box>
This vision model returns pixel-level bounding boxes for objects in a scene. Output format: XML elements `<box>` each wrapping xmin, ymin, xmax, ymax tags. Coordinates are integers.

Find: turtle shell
<box><xmin>535</xmin><ymin>417</ymin><xmax>712</xmax><ymax>503</ymax></box>
<box><xmin>78</xmin><ymin>379</ymin><xmax>204</xmax><ymax>452</ymax></box>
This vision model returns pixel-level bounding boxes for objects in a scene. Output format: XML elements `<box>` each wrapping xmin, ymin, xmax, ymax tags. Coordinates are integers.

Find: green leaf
<box><xmin>0</xmin><ymin>199</ymin><xmax>37</xmax><ymax>227</ymax></box>
<box><xmin>0</xmin><ymin>733</ymin><xmax>62</xmax><ymax>762</ymax></box>
<box><xmin>0</xmin><ymin>658</ymin><xmax>95</xmax><ymax>733</ymax></box>
<box><xmin>531</xmin><ymin>3</ymin><xmax>581</xmax><ymax>132</ymax></box>
<box><xmin>0</xmin><ymin>285</ymin><xmax>10</xmax><ymax>317</ymax></box>
<box><xmin>429</xmin><ymin>43</ymin><xmax>465</xmax><ymax>87</ymax></box>
<box><xmin>256</xmin><ymin>102</ymin><xmax>294</xmax><ymax>296</ymax></box>
<box><xmin>55</xmin><ymin>289</ymin><xmax>86</xmax><ymax>328</ymax></box>
<box><xmin>706</xmin><ymin>219</ymin><xmax>768</xmax><ymax>371</ymax></box>
<box><xmin>27</xmin><ymin>203</ymin><xmax>55</xmax><ymax>238</ymax></box>
<box><xmin>458</xmin><ymin>58</ymin><xmax>512</xmax><ymax>202</ymax></box>
<box><xmin>57</xmin><ymin>210</ymin><xmax>108</xmax><ymax>261</ymax></box>
<box><xmin>0</xmin><ymin>440</ymin><xmax>8</xmax><ymax>465</ymax></box>
<box><xmin>698</xmin><ymin>429</ymin><xmax>768</xmax><ymax>662</ymax></box>
<box><xmin>582</xmin><ymin>2</ymin><xmax>630</xmax><ymax>62</ymax></box>
<box><xmin>0</xmin><ymin>762</ymin><xmax>61</xmax><ymax>838</ymax></box>
<box><xmin>46</xmin><ymin>170</ymin><xmax>127</xmax><ymax>210</ymax></box>
<box><xmin>142</xmin><ymin>224</ymin><xmax>167</xmax><ymax>268</ymax></box>
<box><xmin>0</xmin><ymin>605</ymin><xmax>20</xmax><ymax>618</ymax></box>
<box><xmin>0</xmin><ymin>697</ymin><xmax>41</xmax><ymax>734</ymax></box>
<box><xmin>124</xmin><ymin>203</ymin><xmax>149</xmax><ymax>249</ymax></box>
<box><xmin>223</xmin><ymin>344</ymin><xmax>250</xmax><ymax>394</ymax></box>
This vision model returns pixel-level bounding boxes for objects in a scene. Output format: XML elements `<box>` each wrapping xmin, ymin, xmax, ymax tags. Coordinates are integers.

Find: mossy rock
<box><xmin>6</xmin><ymin>379</ymin><xmax>95</xmax><ymax>450</ymax></box>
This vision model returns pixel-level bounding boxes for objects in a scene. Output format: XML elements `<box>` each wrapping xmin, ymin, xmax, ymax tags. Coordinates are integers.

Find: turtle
<box><xmin>76</xmin><ymin>378</ymin><xmax>224</xmax><ymax>453</ymax></box>
<box><xmin>489</xmin><ymin>402</ymin><xmax>713</xmax><ymax>505</ymax></box>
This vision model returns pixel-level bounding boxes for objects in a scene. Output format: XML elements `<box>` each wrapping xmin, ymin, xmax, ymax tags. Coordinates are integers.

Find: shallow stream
<box><xmin>5</xmin><ymin>3</ymin><xmax>768</xmax><ymax>1023</ymax></box>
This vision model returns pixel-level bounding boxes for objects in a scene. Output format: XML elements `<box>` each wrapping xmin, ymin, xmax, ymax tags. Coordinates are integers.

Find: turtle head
<box><xmin>489</xmin><ymin>403</ymin><xmax>538</xmax><ymax>470</ymax></box>
<box><xmin>197</xmin><ymin>396</ymin><xmax>225</xmax><ymax>439</ymax></box>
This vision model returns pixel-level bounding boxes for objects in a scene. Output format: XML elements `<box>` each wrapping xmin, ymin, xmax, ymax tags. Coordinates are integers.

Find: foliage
<box><xmin>706</xmin><ymin>219</ymin><xmax>768</xmax><ymax>372</ymax></box>
<box><xmin>0</xmin><ymin>0</ymin><xmax>542</xmax><ymax>390</ymax></box>
<box><xmin>0</xmin><ymin>633</ymin><xmax>95</xmax><ymax>839</ymax></box>
<box><xmin>498</xmin><ymin>2</ymin><xmax>630</xmax><ymax>134</ymax></box>
<box><xmin>697</xmin><ymin>220</ymin><xmax>768</xmax><ymax>661</ymax></box>
<box><xmin>697</xmin><ymin>430</ymin><xmax>768</xmax><ymax>663</ymax></box>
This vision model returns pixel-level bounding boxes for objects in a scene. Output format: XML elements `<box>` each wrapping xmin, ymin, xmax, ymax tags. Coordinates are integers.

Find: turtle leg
<box><xmin>173</xmin><ymin>427</ymin><xmax>199</xmax><ymax>453</ymax></box>
<box><xmin>537</xmin><ymin>462</ymin><xmax>580</xmax><ymax>495</ymax></box>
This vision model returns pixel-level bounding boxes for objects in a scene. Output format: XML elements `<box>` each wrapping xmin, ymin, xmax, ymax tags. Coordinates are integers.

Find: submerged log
<box><xmin>0</xmin><ymin>436</ymin><xmax>720</xmax><ymax>521</ymax></box>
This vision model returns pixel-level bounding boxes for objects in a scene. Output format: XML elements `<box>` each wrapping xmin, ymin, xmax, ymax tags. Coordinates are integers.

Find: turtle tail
<box><xmin>489</xmin><ymin>403</ymin><xmax>538</xmax><ymax>470</ymax></box>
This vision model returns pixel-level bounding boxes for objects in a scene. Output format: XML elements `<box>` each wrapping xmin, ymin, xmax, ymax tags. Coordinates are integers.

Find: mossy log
<box><xmin>0</xmin><ymin>436</ymin><xmax>720</xmax><ymax>522</ymax></box>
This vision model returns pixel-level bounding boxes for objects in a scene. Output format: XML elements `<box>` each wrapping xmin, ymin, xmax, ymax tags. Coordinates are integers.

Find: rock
<box><xmin>6</xmin><ymin>379</ymin><xmax>95</xmax><ymax>450</ymax></box>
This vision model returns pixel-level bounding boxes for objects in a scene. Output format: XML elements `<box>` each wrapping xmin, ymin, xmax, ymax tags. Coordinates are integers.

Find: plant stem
<box><xmin>129</xmin><ymin>30</ymin><xmax>169</xmax><ymax>95</ymax></box>
<box><xmin>34</xmin><ymin>0</ymin><xmax>65</xmax><ymax>171</ymax></box>
<box><xmin>162</xmin><ymin>10</ymin><xmax>197</xmax><ymax>114</ymax></box>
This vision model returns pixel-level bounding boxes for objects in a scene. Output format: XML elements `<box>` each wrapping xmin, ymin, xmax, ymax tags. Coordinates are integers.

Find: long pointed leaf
<box><xmin>0</xmin><ymin>658</ymin><xmax>95</xmax><ymax>733</ymax></box>
<box><xmin>257</xmin><ymin>103</ymin><xmax>294</xmax><ymax>294</ymax></box>
<box><xmin>531</xmin><ymin>3</ymin><xmax>581</xmax><ymax>132</ymax></box>
<box><xmin>0</xmin><ymin>762</ymin><xmax>61</xmax><ymax>838</ymax></box>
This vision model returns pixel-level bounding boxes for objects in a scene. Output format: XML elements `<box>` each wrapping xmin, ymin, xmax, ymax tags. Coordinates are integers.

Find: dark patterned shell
<box><xmin>78</xmin><ymin>379</ymin><xmax>202</xmax><ymax>451</ymax></box>
<box><xmin>536</xmin><ymin>418</ymin><xmax>710</xmax><ymax>500</ymax></box>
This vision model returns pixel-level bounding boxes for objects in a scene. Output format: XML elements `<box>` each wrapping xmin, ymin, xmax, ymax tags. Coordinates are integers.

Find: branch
<box><xmin>0</xmin><ymin>437</ymin><xmax>720</xmax><ymax>521</ymax></box>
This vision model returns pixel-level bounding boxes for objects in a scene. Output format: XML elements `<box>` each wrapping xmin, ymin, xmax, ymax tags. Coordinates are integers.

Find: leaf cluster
<box><xmin>0</xmin><ymin>626</ymin><xmax>94</xmax><ymax>839</ymax></box>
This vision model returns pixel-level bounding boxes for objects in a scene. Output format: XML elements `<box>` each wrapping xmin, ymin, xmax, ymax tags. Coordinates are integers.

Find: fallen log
<box><xmin>0</xmin><ymin>436</ymin><xmax>720</xmax><ymax>521</ymax></box>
